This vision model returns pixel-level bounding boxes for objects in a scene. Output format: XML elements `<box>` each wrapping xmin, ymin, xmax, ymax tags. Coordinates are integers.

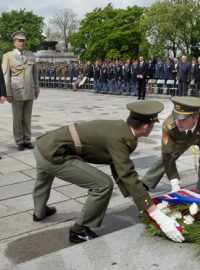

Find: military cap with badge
<box><xmin>162</xmin><ymin>96</ymin><xmax>200</xmax><ymax>146</ymax></box>
<box><xmin>11</xmin><ymin>30</ymin><xmax>27</xmax><ymax>40</ymax></box>
<box><xmin>171</xmin><ymin>96</ymin><xmax>200</xmax><ymax>119</ymax></box>
<box><xmin>127</xmin><ymin>100</ymin><xmax>164</xmax><ymax>123</ymax></box>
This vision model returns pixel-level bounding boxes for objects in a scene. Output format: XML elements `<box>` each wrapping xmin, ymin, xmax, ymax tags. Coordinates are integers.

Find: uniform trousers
<box><xmin>178</xmin><ymin>81</ymin><xmax>189</xmax><ymax>96</ymax></box>
<box><xmin>142</xmin><ymin>156</ymin><xmax>200</xmax><ymax>192</ymax></box>
<box><xmin>33</xmin><ymin>145</ymin><xmax>114</xmax><ymax>227</ymax></box>
<box><xmin>12</xmin><ymin>100</ymin><xmax>33</xmax><ymax>145</ymax></box>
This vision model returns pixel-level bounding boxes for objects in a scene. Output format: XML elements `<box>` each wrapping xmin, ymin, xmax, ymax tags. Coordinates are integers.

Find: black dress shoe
<box><xmin>69</xmin><ymin>227</ymin><xmax>98</xmax><ymax>243</ymax></box>
<box><xmin>33</xmin><ymin>206</ymin><xmax>57</xmax><ymax>221</ymax></box>
<box><xmin>17</xmin><ymin>144</ymin><xmax>25</xmax><ymax>151</ymax></box>
<box><xmin>24</xmin><ymin>143</ymin><xmax>34</xmax><ymax>149</ymax></box>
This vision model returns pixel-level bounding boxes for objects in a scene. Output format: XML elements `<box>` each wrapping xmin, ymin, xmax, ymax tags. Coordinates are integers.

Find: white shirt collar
<box><xmin>16</xmin><ymin>49</ymin><xmax>24</xmax><ymax>55</ymax></box>
<box><xmin>131</xmin><ymin>127</ymin><xmax>135</xmax><ymax>136</ymax></box>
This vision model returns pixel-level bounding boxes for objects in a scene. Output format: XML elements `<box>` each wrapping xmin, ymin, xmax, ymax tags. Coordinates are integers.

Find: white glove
<box><xmin>149</xmin><ymin>208</ymin><xmax>184</xmax><ymax>242</ymax></box>
<box><xmin>170</xmin><ymin>178</ymin><xmax>180</xmax><ymax>192</ymax></box>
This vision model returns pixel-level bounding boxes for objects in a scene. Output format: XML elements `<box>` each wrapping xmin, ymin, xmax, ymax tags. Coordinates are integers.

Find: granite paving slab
<box><xmin>0</xmin><ymin>89</ymin><xmax>199</xmax><ymax>270</ymax></box>
<box><xmin>0</xmin><ymin>157</ymin><xmax>32</xmax><ymax>174</ymax></box>
<box><xmin>0</xmin><ymin>172</ymin><xmax>31</xmax><ymax>187</ymax></box>
<box><xmin>9</xmin><ymin>224</ymin><xmax>200</xmax><ymax>270</ymax></box>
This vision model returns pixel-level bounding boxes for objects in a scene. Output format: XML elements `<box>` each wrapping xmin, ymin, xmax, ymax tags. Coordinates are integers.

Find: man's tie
<box><xmin>186</xmin><ymin>130</ymin><xmax>193</xmax><ymax>139</ymax></box>
<box><xmin>20</xmin><ymin>51</ymin><xmax>24</xmax><ymax>61</ymax></box>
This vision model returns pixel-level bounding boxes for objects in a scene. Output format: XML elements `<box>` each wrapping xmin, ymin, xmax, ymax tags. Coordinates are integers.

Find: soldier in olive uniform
<box><xmin>2</xmin><ymin>30</ymin><xmax>39</xmax><ymax>151</ymax></box>
<box><xmin>32</xmin><ymin>101</ymin><xmax>184</xmax><ymax>244</ymax></box>
<box><xmin>143</xmin><ymin>96</ymin><xmax>200</xmax><ymax>193</ymax></box>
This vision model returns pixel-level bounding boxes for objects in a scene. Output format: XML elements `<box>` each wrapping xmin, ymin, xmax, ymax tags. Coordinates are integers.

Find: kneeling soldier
<box><xmin>143</xmin><ymin>96</ymin><xmax>200</xmax><ymax>193</ymax></box>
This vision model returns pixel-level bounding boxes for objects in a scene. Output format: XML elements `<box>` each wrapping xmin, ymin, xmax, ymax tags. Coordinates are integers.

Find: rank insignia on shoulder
<box><xmin>126</xmin><ymin>140</ymin><xmax>134</xmax><ymax>148</ymax></box>
<box><xmin>162</xmin><ymin>133</ymin><xmax>169</xmax><ymax>145</ymax></box>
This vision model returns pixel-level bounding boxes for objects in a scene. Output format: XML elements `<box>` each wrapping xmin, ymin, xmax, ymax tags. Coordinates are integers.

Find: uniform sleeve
<box><xmin>2</xmin><ymin>53</ymin><xmax>12</xmax><ymax>96</ymax></box>
<box><xmin>32</xmin><ymin>53</ymin><xmax>40</xmax><ymax>94</ymax></box>
<box><xmin>108</xmin><ymin>137</ymin><xmax>153</xmax><ymax>211</ymax></box>
<box><xmin>161</xmin><ymin>122</ymin><xmax>179</xmax><ymax>180</ymax></box>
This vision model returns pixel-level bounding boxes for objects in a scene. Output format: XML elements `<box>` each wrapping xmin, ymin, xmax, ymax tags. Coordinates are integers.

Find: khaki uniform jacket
<box><xmin>162</xmin><ymin>115</ymin><xmax>200</xmax><ymax>180</ymax></box>
<box><xmin>2</xmin><ymin>49</ymin><xmax>39</xmax><ymax>100</ymax></box>
<box><xmin>36</xmin><ymin>120</ymin><xmax>153</xmax><ymax>211</ymax></box>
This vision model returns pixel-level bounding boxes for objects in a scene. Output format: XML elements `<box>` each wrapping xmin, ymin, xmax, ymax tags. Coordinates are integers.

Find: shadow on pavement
<box><xmin>5</xmin><ymin>204</ymin><xmax>140</xmax><ymax>265</ymax></box>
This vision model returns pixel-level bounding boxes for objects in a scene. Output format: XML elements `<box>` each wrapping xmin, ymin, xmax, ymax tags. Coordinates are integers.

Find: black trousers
<box><xmin>138</xmin><ymin>79</ymin><xmax>146</xmax><ymax>99</ymax></box>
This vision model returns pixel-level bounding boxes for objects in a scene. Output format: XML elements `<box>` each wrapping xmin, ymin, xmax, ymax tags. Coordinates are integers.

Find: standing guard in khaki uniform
<box><xmin>33</xmin><ymin>101</ymin><xmax>184</xmax><ymax>244</ymax></box>
<box><xmin>2</xmin><ymin>30</ymin><xmax>40</xmax><ymax>151</ymax></box>
<box><xmin>143</xmin><ymin>96</ymin><xmax>200</xmax><ymax>193</ymax></box>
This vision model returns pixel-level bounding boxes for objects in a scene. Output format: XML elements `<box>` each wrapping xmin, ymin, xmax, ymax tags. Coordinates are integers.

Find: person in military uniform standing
<box><xmin>142</xmin><ymin>96</ymin><xmax>200</xmax><ymax>193</ymax></box>
<box><xmin>2</xmin><ymin>30</ymin><xmax>39</xmax><ymax>151</ymax></box>
<box><xmin>32</xmin><ymin>101</ymin><xmax>184</xmax><ymax>244</ymax></box>
<box><xmin>123</xmin><ymin>62</ymin><xmax>131</xmax><ymax>96</ymax></box>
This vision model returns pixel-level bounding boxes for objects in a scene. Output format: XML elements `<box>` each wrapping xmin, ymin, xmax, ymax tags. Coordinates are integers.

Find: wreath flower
<box><xmin>141</xmin><ymin>189</ymin><xmax>200</xmax><ymax>254</ymax></box>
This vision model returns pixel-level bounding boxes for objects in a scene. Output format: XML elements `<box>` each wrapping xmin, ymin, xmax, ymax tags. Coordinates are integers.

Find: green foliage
<box><xmin>143</xmin><ymin>0</ymin><xmax>200</xmax><ymax>57</ymax></box>
<box><xmin>69</xmin><ymin>4</ymin><xmax>146</xmax><ymax>61</ymax></box>
<box><xmin>0</xmin><ymin>9</ymin><xmax>45</xmax><ymax>57</ymax></box>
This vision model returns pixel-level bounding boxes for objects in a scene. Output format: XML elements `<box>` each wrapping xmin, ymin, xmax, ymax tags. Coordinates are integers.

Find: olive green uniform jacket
<box><xmin>143</xmin><ymin>115</ymin><xmax>200</xmax><ymax>190</ymax></box>
<box><xmin>36</xmin><ymin>120</ymin><xmax>153</xmax><ymax>211</ymax></box>
<box><xmin>162</xmin><ymin>115</ymin><xmax>200</xmax><ymax>180</ymax></box>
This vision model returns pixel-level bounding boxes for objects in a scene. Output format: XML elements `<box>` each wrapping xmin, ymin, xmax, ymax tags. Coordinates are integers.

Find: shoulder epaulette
<box><xmin>163</xmin><ymin>115</ymin><xmax>176</xmax><ymax>132</ymax></box>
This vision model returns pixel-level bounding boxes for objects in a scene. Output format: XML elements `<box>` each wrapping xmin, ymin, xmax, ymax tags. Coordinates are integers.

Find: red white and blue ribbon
<box><xmin>154</xmin><ymin>189</ymin><xmax>200</xmax><ymax>204</ymax></box>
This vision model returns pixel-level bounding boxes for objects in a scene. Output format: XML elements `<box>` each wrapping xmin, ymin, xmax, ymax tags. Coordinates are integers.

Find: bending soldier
<box><xmin>32</xmin><ymin>100</ymin><xmax>184</xmax><ymax>244</ymax></box>
<box><xmin>143</xmin><ymin>96</ymin><xmax>200</xmax><ymax>193</ymax></box>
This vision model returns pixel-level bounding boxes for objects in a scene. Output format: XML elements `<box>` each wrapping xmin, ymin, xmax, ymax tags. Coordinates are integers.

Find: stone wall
<box><xmin>34</xmin><ymin>50</ymin><xmax>78</xmax><ymax>63</ymax></box>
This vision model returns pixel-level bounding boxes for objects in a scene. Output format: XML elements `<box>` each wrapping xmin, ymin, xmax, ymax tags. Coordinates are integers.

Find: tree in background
<box><xmin>69</xmin><ymin>4</ymin><xmax>147</xmax><ymax>61</ymax></box>
<box><xmin>44</xmin><ymin>8</ymin><xmax>79</xmax><ymax>52</ymax></box>
<box><xmin>0</xmin><ymin>9</ymin><xmax>44</xmax><ymax>57</ymax></box>
<box><xmin>143</xmin><ymin>0</ymin><xmax>200</xmax><ymax>58</ymax></box>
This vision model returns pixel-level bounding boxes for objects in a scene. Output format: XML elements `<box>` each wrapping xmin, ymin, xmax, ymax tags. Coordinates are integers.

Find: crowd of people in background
<box><xmin>37</xmin><ymin>55</ymin><xmax>200</xmax><ymax>99</ymax></box>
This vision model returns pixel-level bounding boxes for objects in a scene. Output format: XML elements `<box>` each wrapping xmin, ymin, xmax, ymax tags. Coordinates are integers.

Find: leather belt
<box><xmin>68</xmin><ymin>123</ymin><xmax>82</xmax><ymax>156</ymax></box>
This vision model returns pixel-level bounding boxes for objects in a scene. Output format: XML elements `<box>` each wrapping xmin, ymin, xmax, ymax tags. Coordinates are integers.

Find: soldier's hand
<box><xmin>35</xmin><ymin>92</ymin><xmax>39</xmax><ymax>100</ymax></box>
<box><xmin>0</xmin><ymin>96</ymin><xmax>6</xmax><ymax>104</ymax></box>
<box><xmin>149</xmin><ymin>208</ymin><xmax>184</xmax><ymax>242</ymax></box>
<box><xmin>6</xmin><ymin>96</ymin><xmax>13</xmax><ymax>103</ymax></box>
<box><xmin>170</xmin><ymin>178</ymin><xmax>180</xmax><ymax>192</ymax></box>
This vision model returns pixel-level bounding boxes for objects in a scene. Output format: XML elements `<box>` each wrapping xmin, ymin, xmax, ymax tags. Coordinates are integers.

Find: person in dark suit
<box><xmin>171</xmin><ymin>57</ymin><xmax>179</xmax><ymax>81</ymax></box>
<box><xmin>177</xmin><ymin>55</ymin><xmax>191</xmax><ymax>96</ymax></box>
<box><xmin>32</xmin><ymin>100</ymin><xmax>184</xmax><ymax>244</ymax></box>
<box><xmin>193</xmin><ymin>57</ymin><xmax>200</xmax><ymax>97</ymax></box>
<box><xmin>0</xmin><ymin>65</ymin><xmax>6</xmax><ymax>160</ymax></box>
<box><xmin>136</xmin><ymin>56</ymin><xmax>147</xmax><ymax>100</ymax></box>
<box><xmin>146</xmin><ymin>59</ymin><xmax>155</xmax><ymax>80</ymax></box>
<box><xmin>0</xmin><ymin>65</ymin><xmax>6</xmax><ymax>103</ymax></box>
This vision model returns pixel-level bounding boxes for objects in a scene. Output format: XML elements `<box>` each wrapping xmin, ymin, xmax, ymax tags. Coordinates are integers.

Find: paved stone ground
<box><xmin>0</xmin><ymin>88</ymin><xmax>199</xmax><ymax>269</ymax></box>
